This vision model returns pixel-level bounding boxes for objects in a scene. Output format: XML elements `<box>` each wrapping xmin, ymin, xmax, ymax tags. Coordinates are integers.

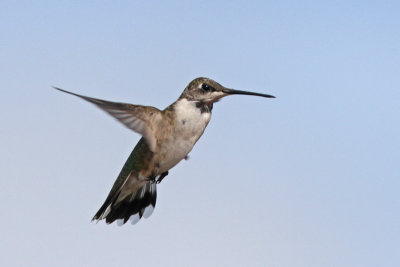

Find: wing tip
<box><xmin>52</xmin><ymin>86</ymin><xmax>80</xmax><ymax>97</ymax></box>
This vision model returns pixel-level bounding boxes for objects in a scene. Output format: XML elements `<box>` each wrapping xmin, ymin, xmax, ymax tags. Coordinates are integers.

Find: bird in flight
<box><xmin>55</xmin><ymin>77</ymin><xmax>275</xmax><ymax>225</ymax></box>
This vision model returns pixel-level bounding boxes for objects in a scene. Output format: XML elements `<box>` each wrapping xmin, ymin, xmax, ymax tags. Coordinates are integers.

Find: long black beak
<box><xmin>222</xmin><ymin>88</ymin><xmax>275</xmax><ymax>98</ymax></box>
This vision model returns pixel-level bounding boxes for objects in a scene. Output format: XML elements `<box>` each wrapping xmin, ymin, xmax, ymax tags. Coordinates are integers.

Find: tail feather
<box><xmin>122</xmin><ymin>182</ymin><xmax>156</xmax><ymax>222</ymax></box>
<box><xmin>92</xmin><ymin>181</ymin><xmax>157</xmax><ymax>225</ymax></box>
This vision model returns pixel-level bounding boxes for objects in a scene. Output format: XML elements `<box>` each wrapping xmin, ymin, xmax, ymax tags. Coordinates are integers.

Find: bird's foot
<box><xmin>156</xmin><ymin>171</ymin><xmax>169</xmax><ymax>184</ymax></box>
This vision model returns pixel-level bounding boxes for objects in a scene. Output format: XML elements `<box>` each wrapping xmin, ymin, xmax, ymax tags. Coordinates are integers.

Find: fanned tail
<box><xmin>92</xmin><ymin>181</ymin><xmax>157</xmax><ymax>225</ymax></box>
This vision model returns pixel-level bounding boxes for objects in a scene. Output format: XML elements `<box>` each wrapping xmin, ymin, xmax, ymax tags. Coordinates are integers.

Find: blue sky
<box><xmin>1</xmin><ymin>1</ymin><xmax>399</xmax><ymax>266</ymax></box>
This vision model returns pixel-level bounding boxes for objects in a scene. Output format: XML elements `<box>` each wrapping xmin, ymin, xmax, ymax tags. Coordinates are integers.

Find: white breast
<box><xmin>158</xmin><ymin>99</ymin><xmax>211</xmax><ymax>171</ymax></box>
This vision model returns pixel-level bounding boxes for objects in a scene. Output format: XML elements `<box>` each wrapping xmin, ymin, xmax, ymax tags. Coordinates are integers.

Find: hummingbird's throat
<box><xmin>195</xmin><ymin>101</ymin><xmax>213</xmax><ymax>113</ymax></box>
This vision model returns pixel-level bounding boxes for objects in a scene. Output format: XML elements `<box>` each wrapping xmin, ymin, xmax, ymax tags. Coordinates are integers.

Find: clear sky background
<box><xmin>1</xmin><ymin>1</ymin><xmax>399</xmax><ymax>266</ymax></box>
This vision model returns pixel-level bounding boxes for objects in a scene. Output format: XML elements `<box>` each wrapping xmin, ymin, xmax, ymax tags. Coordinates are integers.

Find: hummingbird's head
<box><xmin>179</xmin><ymin>77</ymin><xmax>275</xmax><ymax>104</ymax></box>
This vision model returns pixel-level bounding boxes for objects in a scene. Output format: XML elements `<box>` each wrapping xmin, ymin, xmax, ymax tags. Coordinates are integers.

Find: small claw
<box><xmin>156</xmin><ymin>171</ymin><xmax>169</xmax><ymax>184</ymax></box>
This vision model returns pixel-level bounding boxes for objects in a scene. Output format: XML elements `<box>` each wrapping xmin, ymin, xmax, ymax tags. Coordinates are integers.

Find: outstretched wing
<box><xmin>54</xmin><ymin>87</ymin><xmax>162</xmax><ymax>152</ymax></box>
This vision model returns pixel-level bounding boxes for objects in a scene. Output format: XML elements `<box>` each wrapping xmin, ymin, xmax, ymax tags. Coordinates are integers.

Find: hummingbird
<box><xmin>54</xmin><ymin>77</ymin><xmax>275</xmax><ymax>225</ymax></box>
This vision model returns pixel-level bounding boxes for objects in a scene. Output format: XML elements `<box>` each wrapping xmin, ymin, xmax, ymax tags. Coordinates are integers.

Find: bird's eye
<box><xmin>201</xmin><ymin>83</ymin><xmax>215</xmax><ymax>92</ymax></box>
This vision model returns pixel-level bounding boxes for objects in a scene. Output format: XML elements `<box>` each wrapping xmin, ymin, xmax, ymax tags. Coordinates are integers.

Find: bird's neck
<box><xmin>173</xmin><ymin>98</ymin><xmax>213</xmax><ymax>114</ymax></box>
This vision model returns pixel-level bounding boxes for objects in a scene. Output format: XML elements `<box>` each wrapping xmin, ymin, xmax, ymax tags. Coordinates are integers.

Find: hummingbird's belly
<box><xmin>157</xmin><ymin>138</ymin><xmax>198</xmax><ymax>172</ymax></box>
<box><xmin>157</xmin><ymin>99</ymin><xmax>211</xmax><ymax>172</ymax></box>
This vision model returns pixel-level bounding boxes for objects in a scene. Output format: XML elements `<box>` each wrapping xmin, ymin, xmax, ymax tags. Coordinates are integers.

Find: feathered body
<box><xmin>93</xmin><ymin>99</ymin><xmax>211</xmax><ymax>224</ymax></box>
